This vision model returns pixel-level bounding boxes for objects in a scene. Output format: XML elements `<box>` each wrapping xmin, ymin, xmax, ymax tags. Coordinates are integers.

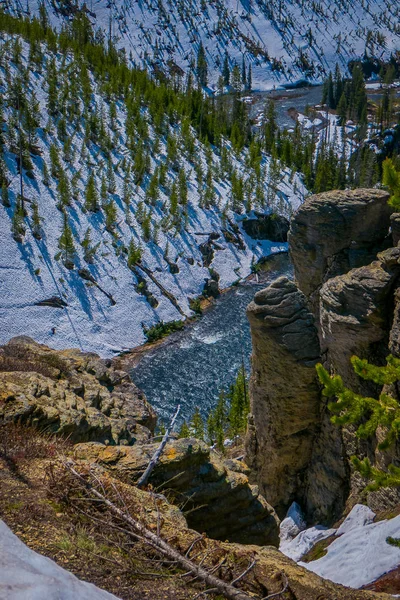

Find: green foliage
<box><xmin>190</xmin><ymin>407</ymin><xmax>205</xmax><ymax>441</ymax></box>
<box><xmin>178</xmin><ymin>420</ymin><xmax>190</xmax><ymax>438</ymax></box>
<box><xmin>383</xmin><ymin>158</ymin><xmax>400</xmax><ymax>210</ymax></box>
<box><xmin>127</xmin><ymin>238</ymin><xmax>142</xmax><ymax>269</ymax></box>
<box><xmin>104</xmin><ymin>199</ymin><xmax>117</xmax><ymax>232</ymax></box>
<box><xmin>206</xmin><ymin>365</ymin><xmax>249</xmax><ymax>449</ymax></box>
<box><xmin>11</xmin><ymin>201</ymin><xmax>25</xmax><ymax>241</ymax></box>
<box><xmin>84</xmin><ymin>172</ymin><xmax>99</xmax><ymax>212</ymax></box>
<box><xmin>316</xmin><ymin>355</ymin><xmax>400</xmax><ymax>489</ymax></box>
<box><xmin>58</xmin><ymin>211</ymin><xmax>75</xmax><ymax>267</ymax></box>
<box><xmin>387</xmin><ymin>536</ymin><xmax>400</xmax><ymax>548</ymax></box>
<box><xmin>143</xmin><ymin>320</ymin><xmax>184</xmax><ymax>343</ymax></box>
<box><xmin>80</xmin><ymin>227</ymin><xmax>99</xmax><ymax>263</ymax></box>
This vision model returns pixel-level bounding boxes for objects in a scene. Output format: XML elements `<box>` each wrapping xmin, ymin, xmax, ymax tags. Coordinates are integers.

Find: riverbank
<box><xmin>114</xmin><ymin>251</ymin><xmax>291</xmax><ymax>372</ymax></box>
<box><xmin>124</xmin><ymin>252</ymin><xmax>292</xmax><ymax>424</ymax></box>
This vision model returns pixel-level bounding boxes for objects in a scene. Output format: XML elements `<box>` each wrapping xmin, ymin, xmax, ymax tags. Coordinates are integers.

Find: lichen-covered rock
<box><xmin>245</xmin><ymin>276</ymin><xmax>321</xmax><ymax>518</ymax></box>
<box><xmin>74</xmin><ymin>437</ymin><xmax>280</xmax><ymax>546</ymax></box>
<box><xmin>288</xmin><ymin>188</ymin><xmax>391</xmax><ymax>309</ymax></box>
<box><xmin>0</xmin><ymin>337</ymin><xmax>156</xmax><ymax>444</ymax></box>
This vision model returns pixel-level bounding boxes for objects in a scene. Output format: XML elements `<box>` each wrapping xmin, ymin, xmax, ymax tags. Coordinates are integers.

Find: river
<box><xmin>131</xmin><ymin>254</ymin><xmax>292</xmax><ymax>425</ymax></box>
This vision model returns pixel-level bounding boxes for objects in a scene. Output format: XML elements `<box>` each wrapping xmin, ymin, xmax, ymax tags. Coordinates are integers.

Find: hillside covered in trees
<box><xmin>0</xmin><ymin>9</ymin><xmax>304</xmax><ymax>355</ymax></box>
<box><xmin>4</xmin><ymin>0</ymin><xmax>400</xmax><ymax>90</ymax></box>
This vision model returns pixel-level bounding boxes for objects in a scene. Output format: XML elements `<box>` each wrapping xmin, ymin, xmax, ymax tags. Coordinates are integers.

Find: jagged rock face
<box><xmin>0</xmin><ymin>337</ymin><xmax>156</xmax><ymax>444</ymax></box>
<box><xmin>246</xmin><ymin>189</ymin><xmax>400</xmax><ymax>524</ymax></box>
<box><xmin>288</xmin><ymin>188</ymin><xmax>391</xmax><ymax>311</ymax></box>
<box><xmin>245</xmin><ymin>276</ymin><xmax>321</xmax><ymax>518</ymax></box>
<box><xmin>319</xmin><ymin>247</ymin><xmax>400</xmax><ymax>387</ymax></box>
<box><xmin>74</xmin><ymin>438</ymin><xmax>280</xmax><ymax>547</ymax></box>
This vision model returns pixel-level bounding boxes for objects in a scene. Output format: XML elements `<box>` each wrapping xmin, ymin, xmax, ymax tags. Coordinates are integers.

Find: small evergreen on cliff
<box><xmin>317</xmin><ymin>356</ymin><xmax>400</xmax><ymax>490</ymax></box>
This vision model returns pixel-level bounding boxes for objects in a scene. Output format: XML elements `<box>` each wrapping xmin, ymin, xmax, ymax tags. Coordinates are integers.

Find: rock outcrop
<box><xmin>74</xmin><ymin>437</ymin><xmax>280</xmax><ymax>546</ymax></box>
<box><xmin>0</xmin><ymin>337</ymin><xmax>279</xmax><ymax>547</ymax></box>
<box><xmin>246</xmin><ymin>188</ymin><xmax>400</xmax><ymax>523</ymax></box>
<box><xmin>288</xmin><ymin>188</ymin><xmax>391</xmax><ymax>312</ymax></box>
<box><xmin>245</xmin><ymin>277</ymin><xmax>321</xmax><ymax>517</ymax></box>
<box><xmin>0</xmin><ymin>337</ymin><xmax>156</xmax><ymax>445</ymax></box>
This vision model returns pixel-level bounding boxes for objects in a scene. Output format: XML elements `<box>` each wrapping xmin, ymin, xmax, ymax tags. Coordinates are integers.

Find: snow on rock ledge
<box><xmin>0</xmin><ymin>519</ymin><xmax>120</xmax><ymax>600</ymax></box>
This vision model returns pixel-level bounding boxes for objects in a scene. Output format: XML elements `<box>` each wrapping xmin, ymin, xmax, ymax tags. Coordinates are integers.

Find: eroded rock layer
<box><xmin>245</xmin><ymin>277</ymin><xmax>321</xmax><ymax>517</ymax></box>
<box><xmin>246</xmin><ymin>188</ymin><xmax>400</xmax><ymax>523</ymax></box>
<box><xmin>74</xmin><ymin>438</ymin><xmax>280</xmax><ymax>546</ymax></box>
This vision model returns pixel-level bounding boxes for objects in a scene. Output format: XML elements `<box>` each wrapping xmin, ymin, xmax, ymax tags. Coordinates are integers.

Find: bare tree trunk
<box><xmin>64</xmin><ymin>461</ymin><xmax>257</xmax><ymax>600</ymax></box>
<box><xmin>137</xmin><ymin>404</ymin><xmax>181</xmax><ymax>488</ymax></box>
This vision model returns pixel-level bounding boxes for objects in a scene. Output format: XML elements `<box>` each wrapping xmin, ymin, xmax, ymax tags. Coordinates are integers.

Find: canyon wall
<box><xmin>245</xmin><ymin>189</ymin><xmax>400</xmax><ymax>522</ymax></box>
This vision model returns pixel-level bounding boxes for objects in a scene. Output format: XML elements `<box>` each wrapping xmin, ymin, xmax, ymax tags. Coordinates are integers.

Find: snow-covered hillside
<box><xmin>0</xmin><ymin>27</ymin><xmax>304</xmax><ymax>356</ymax></box>
<box><xmin>5</xmin><ymin>0</ymin><xmax>400</xmax><ymax>90</ymax></box>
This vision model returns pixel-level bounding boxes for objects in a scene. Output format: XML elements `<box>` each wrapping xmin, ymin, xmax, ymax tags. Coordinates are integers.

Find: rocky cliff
<box><xmin>0</xmin><ymin>336</ymin><xmax>278</xmax><ymax>547</ymax></box>
<box><xmin>246</xmin><ymin>189</ymin><xmax>400</xmax><ymax>523</ymax></box>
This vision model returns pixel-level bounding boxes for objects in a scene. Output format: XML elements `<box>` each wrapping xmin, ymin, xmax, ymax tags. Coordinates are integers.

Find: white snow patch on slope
<box><xmin>0</xmin><ymin>35</ymin><xmax>305</xmax><ymax>357</ymax></box>
<box><xmin>300</xmin><ymin>514</ymin><xmax>400</xmax><ymax>588</ymax></box>
<box><xmin>0</xmin><ymin>519</ymin><xmax>120</xmax><ymax>600</ymax></box>
<box><xmin>280</xmin><ymin>504</ymin><xmax>400</xmax><ymax>588</ymax></box>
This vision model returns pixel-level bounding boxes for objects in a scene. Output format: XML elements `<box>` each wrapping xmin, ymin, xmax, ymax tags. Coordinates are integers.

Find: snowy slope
<box><xmin>0</xmin><ymin>519</ymin><xmax>120</xmax><ymax>600</ymax></box>
<box><xmin>5</xmin><ymin>0</ymin><xmax>400</xmax><ymax>90</ymax></box>
<box><xmin>0</xmin><ymin>33</ymin><xmax>304</xmax><ymax>356</ymax></box>
<box><xmin>281</xmin><ymin>503</ymin><xmax>400</xmax><ymax>589</ymax></box>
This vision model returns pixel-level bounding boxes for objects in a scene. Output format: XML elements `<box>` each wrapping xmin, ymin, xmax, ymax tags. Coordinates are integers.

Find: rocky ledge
<box><xmin>0</xmin><ymin>336</ymin><xmax>156</xmax><ymax>445</ymax></box>
<box><xmin>0</xmin><ymin>336</ymin><xmax>279</xmax><ymax>547</ymax></box>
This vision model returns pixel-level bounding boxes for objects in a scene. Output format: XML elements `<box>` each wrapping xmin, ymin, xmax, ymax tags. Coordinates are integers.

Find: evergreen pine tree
<box><xmin>178</xmin><ymin>168</ymin><xmax>188</xmax><ymax>205</ymax></box>
<box><xmin>12</xmin><ymin>202</ymin><xmax>26</xmax><ymax>242</ymax></box>
<box><xmin>58</xmin><ymin>211</ymin><xmax>75</xmax><ymax>268</ymax></box>
<box><xmin>104</xmin><ymin>199</ymin><xmax>117</xmax><ymax>232</ymax></box>
<box><xmin>222</xmin><ymin>52</ymin><xmax>230</xmax><ymax>86</ymax></box>
<box><xmin>178</xmin><ymin>420</ymin><xmax>190</xmax><ymax>438</ymax></box>
<box><xmin>31</xmin><ymin>200</ymin><xmax>42</xmax><ymax>239</ymax></box>
<box><xmin>196</xmin><ymin>42</ymin><xmax>208</xmax><ymax>87</ymax></box>
<box><xmin>228</xmin><ymin>364</ymin><xmax>249</xmax><ymax>437</ymax></box>
<box><xmin>190</xmin><ymin>407</ymin><xmax>205</xmax><ymax>440</ymax></box>
<box><xmin>382</xmin><ymin>158</ymin><xmax>400</xmax><ymax>209</ymax></box>
<box><xmin>85</xmin><ymin>172</ymin><xmax>99</xmax><ymax>212</ymax></box>
<box><xmin>1</xmin><ymin>183</ymin><xmax>10</xmax><ymax>208</ymax></box>
<box><xmin>81</xmin><ymin>227</ymin><xmax>99</xmax><ymax>263</ymax></box>
<box><xmin>127</xmin><ymin>238</ymin><xmax>142</xmax><ymax>269</ymax></box>
<box><xmin>316</xmin><ymin>355</ymin><xmax>400</xmax><ymax>490</ymax></box>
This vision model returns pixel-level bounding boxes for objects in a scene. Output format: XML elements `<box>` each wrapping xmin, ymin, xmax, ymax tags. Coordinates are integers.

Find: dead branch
<box><xmin>64</xmin><ymin>461</ymin><xmax>256</xmax><ymax>600</ymax></box>
<box><xmin>231</xmin><ymin>559</ymin><xmax>257</xmax><ymax>586</ymax></box>
<box><xmin>137</xmin><ymin>404</ymin><xmax>181</xmax><ymax>488</ymax></box>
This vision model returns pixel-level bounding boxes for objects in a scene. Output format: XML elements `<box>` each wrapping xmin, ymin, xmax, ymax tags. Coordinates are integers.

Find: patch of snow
<box><xmin>279</xmin><ymin>502</ymin><xmax>307</xmax><ymax>550</ymax></box>
<box><xmin>336</xmin><ymin>504</ymin><xmax>376</xmax><ymax>536</ymax></box>
<box><xmin>281</xmin><ymin>525</ymin><xmax>336</xmax><ymax>563</ymax></box>
<box><xmin>0</xmin><ymin>520</ymin><xmax>120</xmax><ymax>600</ymax></box>
<box><xmin>300</xmin><ymin>515</ymin><xmax>400</xmax><ymax>588</ymax></box>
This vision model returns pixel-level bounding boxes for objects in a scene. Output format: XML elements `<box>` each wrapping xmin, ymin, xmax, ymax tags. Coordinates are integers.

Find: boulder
<box><xmin>0</xmin><ymin>337</ymin><xmax>156</xmax><ymax>445</ymax></box>
<box><xmin>319</xmin><ymin>246</ymin><xmax>400</xmax><ymax>388</ymax></box>
<box><xmin>245</xmin><ymin>276</ymin><xmax>321</xmax><ymax>517</ymax></box>
<box><xmin>74</xmin><ymin>437</ymin><xmax>280</xmax><ymax>546</ymax></box>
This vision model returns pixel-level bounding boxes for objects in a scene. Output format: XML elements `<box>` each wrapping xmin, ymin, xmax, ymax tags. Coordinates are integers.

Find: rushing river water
<box><xmin>131</xmin><ymin>255</ymin><xmax>292</xmax><ymax>425</ymax></box>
